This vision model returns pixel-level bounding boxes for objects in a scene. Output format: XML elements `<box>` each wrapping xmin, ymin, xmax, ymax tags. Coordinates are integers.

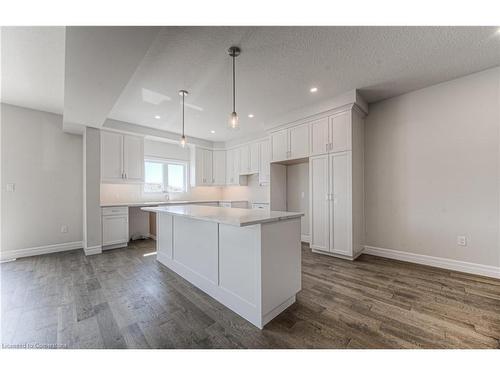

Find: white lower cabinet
<box><xmin>102</xmin><ymin>206</ymin><xmax>129</xmax><ymax>249</ymax></box>
<box><xmin>310</xmin><ymin>151</ymin><xmax>359</xmax><ymax>259</ymax></box>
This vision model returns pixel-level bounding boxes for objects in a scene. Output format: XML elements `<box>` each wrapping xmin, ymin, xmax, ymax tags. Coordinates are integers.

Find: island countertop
<box><xmin>141</xmin><ymin>204</ymin><xmax>304</xmax><ymax>227</ymax></box>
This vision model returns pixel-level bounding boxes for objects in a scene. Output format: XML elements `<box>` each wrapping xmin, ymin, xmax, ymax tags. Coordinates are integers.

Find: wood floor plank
<box><xmin>2</xmin><ymin>239</ymin><xmax>499</xmax><ymax>349</ymax></box>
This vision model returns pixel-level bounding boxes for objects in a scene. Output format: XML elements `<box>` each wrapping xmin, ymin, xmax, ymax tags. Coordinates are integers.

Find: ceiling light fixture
<box><xmin>210</xmin><ymin>130</ymin><xmax>216</xmax><ymax>134</ymax></box>
<box><xmin>228</xmin><ymin>46</ymin><xmax>241</xmax><ymax>129</ymax></box>
<box><xmin>310</xmin><ymin>87</ymin><xmax>318</xmax><ymax>93</ymax></box>
<box><xmin>248</xmin><ymin>114</ymin><xmax>254</xmax><ymax>118</ymax></box>
<box><xmin>154</xmin><ymin>115</ymin><xmax>161</xmax><ymax>119</ymax></box>
<box><xmin>179</xmin><ymin>90</ymin><xmax>188</xmax><ymax>148</ymax></box>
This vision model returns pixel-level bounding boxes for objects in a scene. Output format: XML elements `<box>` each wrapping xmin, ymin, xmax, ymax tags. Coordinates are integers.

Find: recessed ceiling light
<box><xmin>310</xmin><ymin>87</ymin><xmax>318</xmax><ymax>93</ymax></box>
<box><xmin>496</xmin><ymin>27</ymin><xmax>500</xmax><ymax>34</ymax></box>
<box><xmin>248</xmin><ymin>114</ymin><xmax>254</xmax><ymax>118</ymax></box>
<box><xmin>154</xmin><ymin>115</ymin><xmax>161</xmax><ymax>119</ymax></box>
<box><xmin>210</xmin><ymin>130</ymin><xmax>216</xmax><ymax>134</ymax></box>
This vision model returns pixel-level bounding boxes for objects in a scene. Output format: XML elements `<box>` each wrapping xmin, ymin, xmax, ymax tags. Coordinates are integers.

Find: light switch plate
<box><xmin>6</xmin><ymin>183</ymin><xmax>15</xmax><ymax>192</ymax></box>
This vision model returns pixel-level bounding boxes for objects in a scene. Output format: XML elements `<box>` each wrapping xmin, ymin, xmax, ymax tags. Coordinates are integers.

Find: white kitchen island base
<box><xmin>143</xmin><ymin>205</ymin><xmax>303</xmax><ymax>329</ymax></box>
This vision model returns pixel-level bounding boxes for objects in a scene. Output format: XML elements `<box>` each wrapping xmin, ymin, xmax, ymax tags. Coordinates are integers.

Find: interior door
<box><xmin>212</xmin><ymin>150</ymin><xmax>226</xmax><ymax>185</ymax></box>
<box><xmin>271</xmin><ymin>130</ymin><xmax>289</xmax><ymax>162</ymax></box>
<box><xmin>310</xmin><ymin>155</ymin><xmax>330</xmax><ymax>252</ymax></box>
<box><xmin>101</xmin><ymin>131</ymin><xmax>123</xmax><ymax>181</ymax></box>
<box><xmin>289</xmin><ymin>123</ymin><xmax>309</xmax><ymax>159</ymax></box>
<box><xmin>123</xmin><ymin>135</ymin><xmax>144</xmax><ymax>181</ymax></box>
<box><xmin>310</xmin><ymin>117</ymin><xmax>329</xmax><ymax>156</ymax></box>
<box><xmin>329</xmin><ymin>152</ymin><xmax>351</xmax><ymax>256</ymax></box>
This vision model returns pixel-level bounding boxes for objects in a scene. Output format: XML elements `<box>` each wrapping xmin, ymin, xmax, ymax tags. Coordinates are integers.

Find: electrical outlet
<box><xmin>6</xmin><ymin>183</ymin><xmax>15</xmax><ymax>192</ymax></box>
<box><xmin>457</xmin><ymin>235</ymin><xmax>467</xmax><ymax>246</ymax></box>
<box><xmin>61</xmin><ymin>225</ymin><xmax>68</xmax><ymax>233</ymax></box>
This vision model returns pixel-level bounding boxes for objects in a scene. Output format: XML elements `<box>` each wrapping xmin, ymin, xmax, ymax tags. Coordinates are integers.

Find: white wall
<box><xmin>1</xmin><ymin>104</ymin><xmax>83</xmax><ymax>252</ymax></box>
<box><xmin>221</xmin><ymin>174</ymin><xmax>270</xmax><ymax>204</ymax></box>
<box><xmin>365</xmin><ymin>67</ymin><xmax>500</xmax><ymax>267</ymax></box>
<box><xmin>286</xmin><ymin>163</ymin><xmax>309</xmax><ymax>237</ymax></box>
<box><xmin>100</xmin><ymin>139</ymin><xmax>222</xmax><ymax>204</ymax></box>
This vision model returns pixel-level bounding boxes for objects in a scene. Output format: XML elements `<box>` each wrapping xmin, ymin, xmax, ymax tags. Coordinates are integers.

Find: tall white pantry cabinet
<box><xmin>309</xmin><ymin>107</ymin><xmax>365</xmax><ymax>260</ymax></box>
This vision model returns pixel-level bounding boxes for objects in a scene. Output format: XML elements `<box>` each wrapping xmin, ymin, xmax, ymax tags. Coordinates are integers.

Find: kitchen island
<box><xmin>141</xmin><ymin>205</ymin><xmax>304</xmax><ymax>329</ymax></box>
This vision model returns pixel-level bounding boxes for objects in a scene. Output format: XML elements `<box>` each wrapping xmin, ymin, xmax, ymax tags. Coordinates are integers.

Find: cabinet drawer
<box><xmin>102</xmin><ymin>206</ymin><xmax>128</xmax><ymax>216</ymax></box>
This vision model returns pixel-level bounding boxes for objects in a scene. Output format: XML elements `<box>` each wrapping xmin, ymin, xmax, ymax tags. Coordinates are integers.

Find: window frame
<box><xmin>143</xmin><ymin>157</ymin><xmax>188</xmax><ymax>194</ymax></box>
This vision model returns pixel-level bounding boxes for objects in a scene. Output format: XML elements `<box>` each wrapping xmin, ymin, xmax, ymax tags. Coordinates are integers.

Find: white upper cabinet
<box><xmin>289</xmin><ymin>123</ymin><xmax>310</xmax><ymax>159</ymax></box>
<box><xmin>203</xmin><ymin>149</ymin><xmax>213</xmax><ymax>185</ymax></box>
<box><xmin>249</xmin><ymin>142</ymin><xmax>260</xmax><ymax>174</ymax></box>
<box><xmin>258</xmin><ymin>139</ymin><xmax>271</xmax><ymax>184</ymax></box>
<box><xmin>191</xmin><ymin>147</ymin><xmax>212</xmax><ymax>186</ymax></box>
<box><xmin>330</xmin><ymin>111</ymin><xmax>351</xmax><ymax>152</ymax></box>
<box><xmin>310</xmin><ymin>117</ymin><xmax>329</xmax><ymax>156</ymax></box>
<box><xmin>101</xmin><ymin>131</ymin><xmax>123</xmax><ymax>181</ymax></box>
<box><xmin>123</xmin><ymin>135</ymin><xmax>144</xmax><ymax>181</ymax></box>
<box><xmin>271</xmin><ymin>129</ymin><xmax>289</xmax><ymax>162</ymax></box>
<box><xmin>271</xmin><ymin>124</ymin><xmax>309</xmax><ymax>161</ymax></box>
<box><xmin>101</xmin><ymin>131</ymin><xmax>144</xmax><ymax>183</ymax></box>
<box><xmin>239</xmin><ymin>144</ymin><xmax>250</xmax><ymax>175</ymax></box>
<box><xmin>212</xmin><ymin>150</ymin><xmax>226</xmax><ymax>185</ymax></box>
<box><xmin>225</xmin><ymin>148</ymin><xmax>247</xmax><ymax>186</ymax></box>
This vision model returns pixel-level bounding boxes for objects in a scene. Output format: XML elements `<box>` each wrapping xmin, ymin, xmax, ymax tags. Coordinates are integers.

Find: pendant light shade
<box><xmin>228</xmin><ymin>46</ymin><xmax>241</xmax><ymax>129</ymax></box>
<box><xmin>179</xmin><ymin>90</ymin><xmax>188</xmax><ymax>147</ymax></box>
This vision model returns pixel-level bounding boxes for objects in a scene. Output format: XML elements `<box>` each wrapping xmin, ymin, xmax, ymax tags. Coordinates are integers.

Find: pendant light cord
<box><xmin>232</xmin><ymin>53</ymin><xmax>236</xmax><ymax>113</ymax></box>
<box><xmin>182</xmin><ymin>92</ymin><xmax>185</xmax><ymax>137</ymax></box>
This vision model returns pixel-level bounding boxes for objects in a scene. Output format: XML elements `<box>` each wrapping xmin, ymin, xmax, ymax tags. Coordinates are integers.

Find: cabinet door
<box><xmin>123</xmin><ymin>135</ymin><xmax>144</xmax><ymax>181</ymax></box>
<box><xmin>226</xmin><ymin>149</ymin><xmax>234</xmax><ymax>185</ymax></box>
<box><xmin>310</xmin><ymin>155</ymin><xmax>330</xmax><ymax>252</ymax></box>
<box><xmin>101</xmin><ymin>131</ymin><xmax>123</xmax><ymax>181</ymax></box>
<box><xmin>310</xmin><ymin>117</ymin><xmax>329</xmax><ymax>156</ymax></box>
<box><xmin>271</xmin><ymin>130</ymin><xmax>289</xmax><ymax>162</ymax></box>
<box><xmin>213</xmin><ymin>150</ymin><xmax>226</xmax><ymax>185</ymax></box>
<box><xmin>239</xmin><ymin>145</ymin><xmax>250</xmax><ymax>174</ymax></box>
<box><xmin>202</xmin><ymin>149</ymin><xmax>213</xmax><ymax>185</ymax></box>
<box><xmin>329</xmin><ymin>152</ymin><xmax>352</xmax><ymax>256</ymax></box>
<box><xmin>233</xmin><ymin>147</ymin><xmax>241</xmax><ymax>179</ymax></box>
<box><xmin>249</xmin><ymin>142</ymin><xmax>260</xmax><ymax>174</ymax></box>
<box><xmin>330</xmin><ymin>112</ymin><xmax>351</xmax><ymax>152</ymax></box>
<box><xmin>258</xmin><ymin>139</ymin><xmax>271</xmax><ymax>184</ymax></box>
<box><xmin>194</xmin><ymin>148</ymin><xmax>204</xmax><ymax>186</ymax></box>
<box><xmin>289</xmin><ymin>123</ymin><xmax>309</xmax><ymax>159</ymax></box>
<box><xmin>102</xmin><ymin>215</ymin><xmax>129</xmax><ymax>246</ymax></box>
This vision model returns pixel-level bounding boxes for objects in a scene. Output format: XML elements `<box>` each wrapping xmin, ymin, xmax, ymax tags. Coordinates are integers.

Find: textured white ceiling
<box><xmin>2</xmin><ymin>27</ymin><xmax>500</xmax><ymax>142</ymax></box>
<box><xmin>108</xmin><ymin>26</ymin><xmax>500</xmax><ymax>141</ymax></box>
<box><xmin>1</xmin><ymin>26</ymin><xmax>65</xmax><ymax>114</ymax></box>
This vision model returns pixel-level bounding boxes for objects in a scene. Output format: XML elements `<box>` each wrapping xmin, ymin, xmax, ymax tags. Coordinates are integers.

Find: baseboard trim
<box><xmin>363</xmin><ymin>246</ymin><xmax>500</xmax><ymax>279</ymax></box>
<box><xmin>301</xmin><ymin>235</ymin><xmax>310</xmax><ymax>243</ymax></box>
<box><xmin>1</xmin><ymin>241</ymin><xmax>83</xmax><ymax>261</ymax></box>
<box><xmin>84</xmin><ymin>245</ymin><xmax>102</xmax><ymax>256</ymax></box>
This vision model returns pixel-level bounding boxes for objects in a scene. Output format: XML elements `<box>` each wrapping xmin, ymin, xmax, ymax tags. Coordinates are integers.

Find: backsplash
<box><xmin>101</xmin><ymin>174</ymin><xmax>269</xmax><ymax>205</ymax></box>
<box><xmin>100</xmin><ymin>183</ymin><xmax>223</xmax><ymax>204</ymax></box>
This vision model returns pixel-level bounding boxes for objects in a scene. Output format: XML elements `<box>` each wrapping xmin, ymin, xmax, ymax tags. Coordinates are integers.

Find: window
<box><xmin>144</xmin><ymin>159</ymin><xmax>187</xmax><ymax>193</ymax></box>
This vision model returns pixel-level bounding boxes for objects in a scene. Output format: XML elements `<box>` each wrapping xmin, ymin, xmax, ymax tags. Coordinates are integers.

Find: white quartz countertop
<box><xmin>141</xmin><ymin>204</ymin><xmax>304</xmax><ymax>227</ymax></box>
<box><xmin>100</xmin><ymin>200</ymin><xmax>246</xmax><ymax>208</ymax></box>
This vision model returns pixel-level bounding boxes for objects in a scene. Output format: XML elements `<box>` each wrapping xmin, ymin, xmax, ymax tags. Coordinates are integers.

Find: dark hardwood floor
<box><xmin>1</xmin><ymin>239</ymin><xmax>499</xmax><ymax>349</ymax></box>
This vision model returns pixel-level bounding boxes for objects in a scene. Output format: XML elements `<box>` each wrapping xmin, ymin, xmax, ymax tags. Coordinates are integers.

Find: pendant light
<box><xmin>228</xmin><ymin>46</ymin><xmax>241</xmax><ymax>129</ymax></box>
<box><xmin>179</xmin><ymin>90</ymin><xmax>188</xmax><ymax>147</ymax></box>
